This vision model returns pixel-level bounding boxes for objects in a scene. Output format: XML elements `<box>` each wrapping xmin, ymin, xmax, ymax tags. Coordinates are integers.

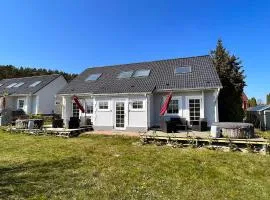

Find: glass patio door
<box><xmin>115</xmin><ymin>102</ymin><xmax>125</xmax><ymax>129</ymax></box>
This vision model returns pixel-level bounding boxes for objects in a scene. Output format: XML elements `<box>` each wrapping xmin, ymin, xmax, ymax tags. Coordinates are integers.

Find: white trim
<box><xmin>162</xmin><ymin>95</ymin><xmax>183</xmax><ymax>117</ymax></box>
<box><xmin>114</xmin><ymin>99</ymin><xmax>128</xmax><ymax>130</ymax></box>
<box><xmin>17</xmin><ymin>98</ymin><xmax>26</xmax><ymax>110</ymax></box>
<box><xmin>185</xmin><ymin>96</ymin><xmax>203</xmax><ymax>121</ymax></box>
<box><xmin>129</xmin><ymin>99</ymin><xmax>146</xmax><ymax>112</ymax></box>
<box><xmin>97</xmin><ymin>101</ymin><xmax>110</xmax><ymax>112</ymax></box>
<box><xmin>214</xmin><ymin>89</ymin><xmax>220</xmax><ymax>122</ymax></box>
<box><xmin>201</xmin><ymin>90</ymin><xmax>205</xmax><ymax>118</ymax></box>
<box><xmin>84</xmin><ymin>98</ymin><xmax>94</xmax><ymax>116</ymax></box>
<box><xmin>156</xmin><ymin>87</ymin><xmax>223</xmax><ymax>93</ymax></box>
<box><xmin>59</xmin><ymin>92</ymin><xmax>151</xmax><ymax>97</ymax></box>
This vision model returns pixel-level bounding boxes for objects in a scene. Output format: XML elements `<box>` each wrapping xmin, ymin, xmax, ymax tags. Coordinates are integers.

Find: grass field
<box><xmin>0</xmin><ymin>131</ymin><xmax>270</xmax><ymax>200</ymax></box>
<box><xmin>256</xmin><ymin>130</ymin><xmax>270</xmax><ymax>139</ymax></box>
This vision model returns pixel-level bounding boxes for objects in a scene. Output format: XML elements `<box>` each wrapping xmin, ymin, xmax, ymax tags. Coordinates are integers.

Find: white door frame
<box><xmin>114</xmin><ymin>100</ymin><xmax>127</xmax><ymax>130</ymax></box>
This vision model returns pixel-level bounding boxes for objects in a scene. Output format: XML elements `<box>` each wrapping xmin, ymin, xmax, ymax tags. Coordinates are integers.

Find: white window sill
<box><xmin>129</xmin><ymin>109</ymin><xmax>145</xmax><ymax>112</ymax></box>
<box><xmin>97</xmin><ymin>109</ymin><xmax>111</xmax><ymax>112</ymax></box>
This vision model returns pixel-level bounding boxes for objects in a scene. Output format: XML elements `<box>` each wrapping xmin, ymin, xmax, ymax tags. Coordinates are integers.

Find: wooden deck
<box><xmin>6</xmin><ymin>125</ymin><xmax>93</xmax><ymax>138</ymax></box>
<box><xmin>141</xmin><ymin>130</ymin><xmax>270</xmax><ymax>146</ymax></box>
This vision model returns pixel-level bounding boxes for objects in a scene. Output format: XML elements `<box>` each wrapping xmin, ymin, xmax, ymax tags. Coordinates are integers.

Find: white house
<box><xmin>0</xmin><ymin>74</ymin><xmax>67</xmax><ymax>115</ymax></box>
<box><xmin>58</xmin><ymin>55</ymin><xmax>222</xmax><ymax>131</ymax></box>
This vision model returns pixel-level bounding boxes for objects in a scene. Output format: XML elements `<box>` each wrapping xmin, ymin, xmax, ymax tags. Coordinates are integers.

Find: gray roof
<box><xmin>59</xmin><ymin>55</ymin><xmax>222</xmax><ymax>95</ymax></box>
<box><xmin>0</xmin><ymin>74</ymin><xmax>61</xmax><ymax>95</ymax></box>
<box><xmin>247</xmin><ymin>105</ymin><xmax>270</xmax><ymax>112</ymax></box>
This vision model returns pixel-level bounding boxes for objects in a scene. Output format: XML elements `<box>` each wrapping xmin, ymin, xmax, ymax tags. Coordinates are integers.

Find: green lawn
<box><xmin>0</xmin><ymin>131</ymin><xmax>270</xmax><ymax>200</ymax></box>
<box><xmin>256</xmin><ymin>130</ymin><xmax>270</xmax><ymax>139</ymax></box>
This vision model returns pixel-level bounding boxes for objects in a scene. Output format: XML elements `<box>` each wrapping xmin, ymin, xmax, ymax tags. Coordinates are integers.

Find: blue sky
<box><xmin>0</xmin><ymin>0</ymin><xmax>269</xmax><ymax>101</ymax></box>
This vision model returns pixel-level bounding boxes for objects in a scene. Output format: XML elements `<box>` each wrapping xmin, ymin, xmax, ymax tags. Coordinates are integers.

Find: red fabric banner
<box><xmin>73</xmin><ymin>95</ymin><xmax>85</xmax><ymax>113</ymax></box>
<box><xmin>160</xmin><ymin>92</ymin><xmax>172</xmax><ymax>116</ymax></box>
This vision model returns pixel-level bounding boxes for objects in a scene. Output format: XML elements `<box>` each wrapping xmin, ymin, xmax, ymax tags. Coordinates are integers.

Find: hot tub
<box><xmin>211</xmin><ymin>122</ymin><xmax>254</xmax><ymax>138</ymax></box>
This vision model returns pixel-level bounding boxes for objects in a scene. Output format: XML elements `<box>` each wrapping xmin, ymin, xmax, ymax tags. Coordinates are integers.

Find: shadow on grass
<box><xmin>0</xmin><ymin>157</ymin><xmax>83</xmax><ymax>199</ymax></box>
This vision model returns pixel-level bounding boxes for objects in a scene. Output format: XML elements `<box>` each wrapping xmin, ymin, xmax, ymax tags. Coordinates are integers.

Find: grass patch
<box><xmin>256</xmin><ymin>130</ymin><xmax>270</xmax><ymax>139</ymax></box>
<box><xmin>0</xmin><ymin>131</ymin><xmax>270</xmax><ymax>199</ymax></box>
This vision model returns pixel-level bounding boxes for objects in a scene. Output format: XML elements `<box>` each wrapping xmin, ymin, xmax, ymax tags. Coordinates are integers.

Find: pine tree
<box><xmin>248</xmin><ymin>97</ymin><xmax>257</xmax><ymax>107</ymax></box>
<box><xmin>211</xmin><ymin>39</ymin><xmax>246</xmax><ymax>122</ymax></box>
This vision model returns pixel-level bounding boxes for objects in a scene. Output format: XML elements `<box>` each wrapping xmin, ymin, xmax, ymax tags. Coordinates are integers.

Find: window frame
<box><xmin>174</xmin><ymin>66</ymin><xmax>192</xmax><ymax>74</ymax></box>
<box><xmin>117</xmin><ymin>71</ymin><xmax>134</xmax><ymax>79</ymax></box>
<box><xmin>130</xmin><ymin>100</ymin><xmax>144</xmax><ymax>111</ymax></box>
<box><xmin>85</xmin><ymin>73</ymin><xmax>102</xmax><ymax>81</ymax></box>
<box><xmin>29</xmin><ymin>81</ymin><xmax>41</xmax><ymax>87</ymax></box>
<box><xmin>133</xmin><ymin>69</ymin><xmax>151</xmax><ymax>78</ymax></box>
<box><xmin>7</xmin><ymin>83</ymin><xmax>17</xmax><ymax>88</ymax></box>
<box><xmin>162</xmin><ymin>96</ymin><xmax>182</xmax><ymax>116</ymax></box>
<box><xmin>85</xmin><ymin>99</ymin><xmax>94</xmax><ymax>115</ymax></box>
<box><xmin>186</xmin><ymin>96</ymin><xmax>202</xmax><ymax>123</ymax></box>
<box><xmin>98</xmin><ymin>101</ymin><xmax>110</xmax><ymax>111</ymax></box>
<box><xmin>17</xmin><ymin>98</ymin><xmax>25</xmax><ymax>110</ymax></box>
<box><xmin>72</xmin><ymin>102</ymin><xmax>80</xmax><ymax>118</ymax></box>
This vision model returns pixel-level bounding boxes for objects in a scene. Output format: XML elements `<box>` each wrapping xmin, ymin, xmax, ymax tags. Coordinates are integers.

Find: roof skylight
<box><xmin>133</xmin><ymin>69</ymin><xmax>151</xmax><ymax>78</ymax></box>
<box><xmin>14</xmin><ymin>82</ymin><xmax>25</xmax><ymax>88</ymax></box>
<box><xmin>6</xmin><ymin>83</ymin><xmax>17</xmax><ymax>88</ymax></box>
<box><xmin>118</xmin><ymin>71</ymin><xmax>134</xmax><ymax>79</ymax></box>
<box><xmin>85</xmin><ymin>73</ymin><xmax>102</xmax><ymax>81</ymax></box>
<box><xmin>175</xmin><ymin>66</ymin><xmax>191</xmax><ymax>74</ymax></box>
<box><xmin>29</xmin><ymin>81</ymin><xmax>41</xmax><ymax>87</ymax></box>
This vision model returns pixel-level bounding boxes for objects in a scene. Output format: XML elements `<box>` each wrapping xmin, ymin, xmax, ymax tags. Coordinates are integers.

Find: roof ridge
<box><xmin>0</xmin><ymin>74</ymin><xmax>60</xmax><ymax>81</ymax></box>
<box><xmin>85</xmin><ymin>54</ymin><xmax>211</xmax><ymax>70</ymax></box>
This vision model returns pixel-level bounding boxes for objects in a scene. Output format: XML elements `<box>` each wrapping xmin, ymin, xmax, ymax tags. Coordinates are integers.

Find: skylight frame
<box><xmin>174</xmin><ymin>66</ymin><xmax>192</xmax><ymax>74</ymax></box>
<box><xmin>117</xmin><ymin>71</ymin><xmax>134</xmax><ymax>79</ymax></box>
<box><xmin>85</xmin><ymin>73</ymin><xmax>102</xmax><ymax>81</ymax></box>
<box><xmin>14</xmin><ymin>82</ymin><xmax>25</xmax><ymax>88</ymax></box>
<box><xmin>6</xmin><ymin>83</ymin><xmax>18</xmax><ymax>88</ymax></box>
<box><xmin>29</xmin><ymin>81</ymin><xmax>42</xmax><ymax>87</ymax></box>
<box><xmin>133</xmin><ymin>69</ymin><xmax>151</xmax><ymax>78</ymax></box>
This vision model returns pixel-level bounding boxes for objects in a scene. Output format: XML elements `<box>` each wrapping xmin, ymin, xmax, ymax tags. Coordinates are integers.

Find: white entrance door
<box><xmin>115</xmin><ymin>101</ymin><xmax>126</xmax><ymax>130</ymax></box>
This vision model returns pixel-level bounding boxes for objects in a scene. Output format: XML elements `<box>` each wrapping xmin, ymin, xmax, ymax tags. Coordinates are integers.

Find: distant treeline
<box><xmin>0</xmin><ymin>65</ymin><xmax>77</xmax><ymax>82</ymax></box>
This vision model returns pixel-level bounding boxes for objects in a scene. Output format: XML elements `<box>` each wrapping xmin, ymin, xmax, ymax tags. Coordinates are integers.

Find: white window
<box><xmin>132</xmin><ymin>100</ymin><xmax>144</xmax><ymax>110</ymax></box>
<box><xmin>167</xmin><ymin>100</ymin><xmax>179</xmax><ymax>114</ymax></box>
<box><xmin>17</xmin><ymin>99</ymin><xmax>25</xmax><ymax>109</ymax></box>
<box><xmin>14</xmin><ymin>82</ymin><xmax>25</xmax><ymax>87</ymax></box>
<box><xmin>133</xmin><ymin>69</ymin><xmax>151</xmax><ymax>77</ymax></box>
<box><xmin>162</xmin><ymin>96</ymin><xmax>182</xmax><ymax>115</ymax></box>
<box><xmin>189</xmin><ymin>99</ymin><xmax>201</xmax><ymax>124</ymax></box>
<box><xmin>6</xmin><ymin>83</ymin><xmax>17</xmax><ymax>88</ymax></box>
<box><xmin>98</xmin><ymin>101</ymin><xmax>109</xmax><ymax>110</ymax></box>
<box><xmin>85</xmin><ymin>73</ymin><xmax>102</xmax><ymax>81</ymax></box>
<box><xmin>86</xmin><ymin>101</ymin><xmax>93</xmax><ymax>114</ymax></box>
<box><xmin>175</xmin><ymin>66</ymin><xmax>191</xmax><ymax>74</ymax></box>
<box><xmin>118</xmin><ymin>71</ymin><xmax>133</xmax><ymax>79</ymax></box>
<box><xmin>72</xmin><ymin>102</ymin><xmax>80</xmax><ymax>118</ymax></box>
<box><xmin>29</xmin><ymin>81</ymin><xmax>41</xmax><ymax>87</ymax></box>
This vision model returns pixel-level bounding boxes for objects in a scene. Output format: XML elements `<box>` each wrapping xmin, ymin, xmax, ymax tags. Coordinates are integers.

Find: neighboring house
<box><xmin>242</xmin><ymin>92</ymin><xmax>248</xmax><ymax>111</ymax></box>
<box><xmin>0</xmin><ymin>74</ymin><xmax>67</xmax><ymax>115</ymax></box>
<box><xmin>58</xmin><ymin>55</ymin><xmax>222</xmax><ymax>131</ymax></box>
<box><xmin>246</xmin><ymin>105</ymin><xmax>270</xmax><ymax>130</ymax></box>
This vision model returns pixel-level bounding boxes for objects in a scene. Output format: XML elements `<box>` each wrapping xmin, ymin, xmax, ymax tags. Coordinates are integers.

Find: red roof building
<box><xmin>242</xmin><ymin>93</ymin><xmax>248</xmax><ymax>111</ymax></box>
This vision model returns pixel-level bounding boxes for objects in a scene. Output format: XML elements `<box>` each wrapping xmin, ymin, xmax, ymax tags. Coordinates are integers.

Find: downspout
<box><xmin>214</xmin><ymin>88</ymin><xmax>221</xmax><ymax>122</ymax></box>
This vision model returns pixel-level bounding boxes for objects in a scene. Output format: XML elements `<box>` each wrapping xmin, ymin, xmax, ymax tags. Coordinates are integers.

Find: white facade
<box><xmin>61</xmin><ymin>88</ymin><xmax>220</xmax><ymax>131</ymax></box>
<box><xmin>1</xmin><ymin>76</ymin><xmax>67</xmax><ymax>115</ymax></box>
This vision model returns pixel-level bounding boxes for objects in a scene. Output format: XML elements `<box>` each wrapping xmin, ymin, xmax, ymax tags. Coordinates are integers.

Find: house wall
<box><xmin>36</xmin><ymin>76</ymin><xmax>67</xmax><ymax>114</ymax></box>
<box><xmin>152</xmin><ymin>89</ymin><xmax>218</xmax><ymax>127</ymax></box>
<box><xmin>265</xmin><ymin>111</ymin><xmax>270</xmax><ymax>130</ymax></box>
<box><xmin>61</xmin><ymin>89</ymin><xmax>219</xmax><ymax>131</ymax></box>
<box><xmin>61</xmin><ymin>94</ymin><xmax>148</xmax><ymax>131</ymax></box>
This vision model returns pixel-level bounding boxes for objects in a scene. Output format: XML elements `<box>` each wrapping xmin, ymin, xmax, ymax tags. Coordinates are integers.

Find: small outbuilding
<box><xmin>246</xmin><ymin>105</ymin><xmax>270</xmax><ymax>130</ymax></box>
